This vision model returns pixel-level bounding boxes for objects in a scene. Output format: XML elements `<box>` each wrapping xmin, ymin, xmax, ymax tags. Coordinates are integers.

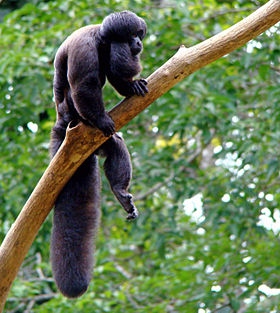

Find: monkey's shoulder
<box><xmin>54</xmin><ymin>24</ymin><xmax>101</xmax><ymax>69</ymax></box>
<box><xmin>56</xmin><ymin>25</ymin><xmax>101</xmax><ymax>55</ymax></box>
<box><xmin>65</xmin><ymin>25</ymin><xmax>100</xmax><ymax>45</ymax></box>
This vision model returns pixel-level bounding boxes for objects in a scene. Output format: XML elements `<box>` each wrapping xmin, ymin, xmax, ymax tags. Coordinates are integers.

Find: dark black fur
<box><xmin>50</xmin><ymin>11</ymin><xmax>147</xmax><ymax>298</ymax></box>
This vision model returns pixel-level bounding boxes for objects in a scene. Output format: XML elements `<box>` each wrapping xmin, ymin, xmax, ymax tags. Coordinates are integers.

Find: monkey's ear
<box><xmin>139</xmin><ymin>18</ymin><xmax>147</xmax><ymax>38</ymax></box>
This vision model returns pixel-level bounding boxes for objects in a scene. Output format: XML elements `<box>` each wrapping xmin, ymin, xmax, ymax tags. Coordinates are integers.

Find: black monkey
<box><xmin>50</xmin><ymin>11</ymin><xmax>148</xmax><ymax>298</ymax></box>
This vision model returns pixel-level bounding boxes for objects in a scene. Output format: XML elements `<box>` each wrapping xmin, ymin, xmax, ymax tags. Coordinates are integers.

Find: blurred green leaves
<box><xmin>1</xmin><ymin>0</ymin><xmax>280</xmax><ymax>312</ymax></box>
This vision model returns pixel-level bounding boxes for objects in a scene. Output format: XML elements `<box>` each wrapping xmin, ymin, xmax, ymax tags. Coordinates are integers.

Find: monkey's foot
<box><xmin>112</xmin><ymin>190</ymin><xmax>139</xmax><ymax>220</ymax></box>
<box><xmin>126</xmin><ymin>207</ymin><xmax>139</xmax><ymax>220</ymax></box>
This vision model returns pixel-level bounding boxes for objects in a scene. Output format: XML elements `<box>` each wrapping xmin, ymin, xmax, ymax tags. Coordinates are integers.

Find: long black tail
<box><xmin>50</xmin><ymin>154</ymin><xmax>100</xmax><ymax>298</ymax></box>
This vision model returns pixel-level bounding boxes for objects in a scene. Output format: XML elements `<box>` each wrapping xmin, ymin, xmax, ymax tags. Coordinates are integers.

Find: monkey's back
<box><xmin>53</xmin><ymin>24</ymin><xmax>101</xmax><ymax>110</ymax></box>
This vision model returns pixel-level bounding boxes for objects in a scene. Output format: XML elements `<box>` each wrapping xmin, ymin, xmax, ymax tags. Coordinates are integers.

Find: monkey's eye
<box><xmin>137</xmin><ymin>30</ymin><xmax>144</xmax><ymax>39</ymax></box>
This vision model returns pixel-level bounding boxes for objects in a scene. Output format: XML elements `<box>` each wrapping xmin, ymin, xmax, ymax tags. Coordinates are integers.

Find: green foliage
<box><xmin>1</xmin><ymin>0</ymin><xmax>280</xmax><ymax>312</ymax></box>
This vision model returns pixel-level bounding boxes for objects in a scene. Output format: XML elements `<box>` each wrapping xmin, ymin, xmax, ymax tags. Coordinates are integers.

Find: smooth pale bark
<box><xmin>0</xmin><ymin>0</ymin><xmax>280</xmax><ymax>310</ymax></box>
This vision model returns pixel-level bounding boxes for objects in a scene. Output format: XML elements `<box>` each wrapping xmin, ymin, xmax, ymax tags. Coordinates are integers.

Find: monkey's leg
<box><xmin>97</xmin><ymin>134</ymin><xmax>138</xmax><ymax>220</ymax></box>
<box><xmin>50</xmin><ymin>118</ymin><xmax>67</xmax><ymax>158</ymax></box>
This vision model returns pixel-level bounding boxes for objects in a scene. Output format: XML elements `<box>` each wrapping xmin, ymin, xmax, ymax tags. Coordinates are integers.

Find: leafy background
<box><xmin>1</xmin><ymin>0</ymin><xmax>280</xmax><ymax>312</ymax></box>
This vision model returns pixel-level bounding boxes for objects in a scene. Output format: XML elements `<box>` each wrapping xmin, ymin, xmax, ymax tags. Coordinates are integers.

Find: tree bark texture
<box><xmin>0</xmin><ymin>0</ymin><xmax>279</xmax><ymax>310</ymax></box>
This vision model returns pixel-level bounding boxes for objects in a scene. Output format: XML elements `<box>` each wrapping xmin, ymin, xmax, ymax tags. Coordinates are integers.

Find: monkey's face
<box><xmin>129</xmin><ymin>32</ymin><xmax>143</xmax><ymax>56</ymax></box>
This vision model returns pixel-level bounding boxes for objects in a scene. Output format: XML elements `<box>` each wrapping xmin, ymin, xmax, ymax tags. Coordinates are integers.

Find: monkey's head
<box><xmin>100</xmin><ymin>11</ymin><xmax>147</xmax><ymax>56</ymax></box>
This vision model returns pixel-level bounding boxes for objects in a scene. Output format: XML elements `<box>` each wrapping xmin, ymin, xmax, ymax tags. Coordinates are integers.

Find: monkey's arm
<box><xmin>70</xmin><ymin>74</ymin><xmax>115</xmax><ymax>137</ymax></box>
<box><xmin>106</xmin><ymin>42</ymin><xmax>148</xmax><ymax>97</ymax></box>
<box><xmin>67</xmin><ymin>49</ymin><xmax>115</xmax><ymax>137</ymax></box>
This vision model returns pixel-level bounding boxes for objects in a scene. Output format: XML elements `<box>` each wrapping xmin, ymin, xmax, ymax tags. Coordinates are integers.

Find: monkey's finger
<box><xmin>138</xmin><ymin>81</ymin><xmax>149</xmax><ymax>94</ymax></box>
<box><xmin>140</xmin><ymin>79</ymin><xmax>148</xmax><ymax>85</ymax></box>
<box><xmin>139</xmin><ymin>88</ymin><xmax>146</xmax><ymax>97</ymax></box>
<box><xmin>102</xmin><ymin>126</ymin><xmax>115</xmax><ymax>137</ymax></box>
<box><xmin>135</xmin><ymin>83</ymin><xmax>146</xmax><ymax>96</ymax></box>
<box><xmin>137</xmin><ymin>82</ymin><xmax>148</xmax><ymax>96</ymax></box>
<box><xmin>108</xmin><ymin>126</ymin><xmax>115</xmax><ymax>136</ymax></box>
<box><xmin>135</xmin><ymin>81</ymin><xmax>148</xmax><ymax>96</ymax></box>
<box><xmin>111</xmin><ymin>126</ymin><xmax>116</xmax><ymax>134</ymax></box>
<box><xmin>132</xmin><ymin>83</ymin><xmax>142</xmax><ymax>96</ymax></box>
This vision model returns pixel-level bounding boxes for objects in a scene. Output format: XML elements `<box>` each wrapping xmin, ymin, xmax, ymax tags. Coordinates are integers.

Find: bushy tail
<box><xmin>50</xmin><ymin>155</ymin><xmax>100</xmax><ymax>298</ymax></box>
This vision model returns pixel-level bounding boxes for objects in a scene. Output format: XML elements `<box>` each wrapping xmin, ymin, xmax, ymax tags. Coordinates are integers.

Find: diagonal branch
<box><xmin>0</xmin><ymin>0</ymin><xmax>280</xmax><ymax>310</ymax></box>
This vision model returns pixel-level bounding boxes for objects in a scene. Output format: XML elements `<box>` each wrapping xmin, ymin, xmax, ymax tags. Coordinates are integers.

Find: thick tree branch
<box><xmin>0</xmin><ymin>0</ymin><xmax>279</xmax><ymax>310</ymax></box>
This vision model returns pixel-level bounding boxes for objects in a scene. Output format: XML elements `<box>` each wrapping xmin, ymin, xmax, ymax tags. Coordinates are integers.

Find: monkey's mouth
<box><xmin>131</xmin><ymin>47</ymin><xmax>142</xmax><ymax>56</ymax></box>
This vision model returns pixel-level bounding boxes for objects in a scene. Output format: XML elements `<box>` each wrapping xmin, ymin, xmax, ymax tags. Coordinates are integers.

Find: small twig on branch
<box><xmin>7</xmin><ymin>293</ymin><xmax>57</xmax><ymax>303</ymax></box>
<box><xmin>8</xmin><ymin>293</ymin><xmax>57</xmax><ymax>312</ymax></box>
<box><xmin>212</xmin><ymin>303</ymin><xmax>231</xmax><ymax>313</ymax></box>
<box><xmin>10</xmin><ymin>303</ymin><xmax>25</xmax><ymax>313</ymax></box>
<box><xmin>135</xmin><ymin>173</ymin><xmax>175</xmax><ymax>201</ymax></box>
<box><xmin>0</xmin><ymin>0</ymin><xmax>280</xmax><ymax>310</ymax></box>
<box><xmin>124</xmin><ymin>291</ymin><xmax>145</xmax><ymax>310</ymax></box>
<box><xmin>114</xmin><ymin>262</ymin><xmax>133</xmax><ymax>279</ymax></box>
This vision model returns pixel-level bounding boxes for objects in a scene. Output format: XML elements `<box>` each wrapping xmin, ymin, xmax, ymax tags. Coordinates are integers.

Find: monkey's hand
<box><xmin>94</xmin><ymin>113</ymin><xmax>115</xmax><ymax>137</ymax></box>
<box><xmin>130</xmin><ymin>79</ymin><xmax>148</xmax><ymax>97</ymax></box>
